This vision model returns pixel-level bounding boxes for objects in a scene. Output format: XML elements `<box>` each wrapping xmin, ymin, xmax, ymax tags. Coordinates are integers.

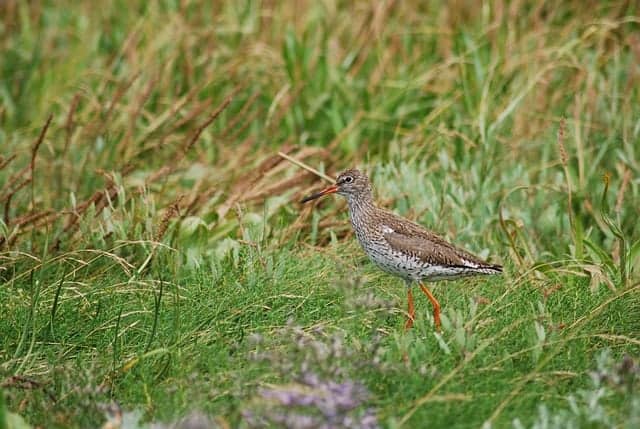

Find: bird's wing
<box><xmin>378</xmin><ymin>210</ymin><xmax>501</xmax><ymax>271</ymax></box>
<box><xmin>382</xmin><ymin>229</ymin><xmax>484</xmax><ymax>268</ymax></box>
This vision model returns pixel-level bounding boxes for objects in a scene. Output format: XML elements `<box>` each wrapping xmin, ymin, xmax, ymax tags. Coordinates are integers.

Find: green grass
<box><xmin>1</xmin><ymin>1</ymin><xmax>640</xmax><ymax>428</ymax></box>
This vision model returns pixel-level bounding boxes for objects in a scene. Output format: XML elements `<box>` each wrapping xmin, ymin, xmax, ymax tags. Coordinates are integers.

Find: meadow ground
<box><xmin>1</xmin><ymin>1</ymin><xmax>639</xmax><ymax>428</ymax></box>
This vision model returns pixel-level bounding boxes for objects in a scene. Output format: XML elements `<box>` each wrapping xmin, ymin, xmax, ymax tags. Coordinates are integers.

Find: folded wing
<box><xmin>382</xmin><ymin>227</ymin><xmax>502</xmax><ymax>274</ymax></box>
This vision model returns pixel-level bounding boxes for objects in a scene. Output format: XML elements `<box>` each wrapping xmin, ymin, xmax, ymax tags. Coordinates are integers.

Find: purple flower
<box><xmin>244</xmin><ymin>323</ymin><xmax>381</xmax><ymax>429</ymax></box>
<box><xmin>249</xmin><ymin>376</ymin><xmax>378</xmax><ymax>429</ymax></box>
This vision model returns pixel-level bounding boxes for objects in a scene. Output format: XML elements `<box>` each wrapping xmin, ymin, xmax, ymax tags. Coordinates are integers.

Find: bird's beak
<box><xmin>300</xmin><ymin>184</ymin><xmax>338</xmax><ymax>203</ymax></box>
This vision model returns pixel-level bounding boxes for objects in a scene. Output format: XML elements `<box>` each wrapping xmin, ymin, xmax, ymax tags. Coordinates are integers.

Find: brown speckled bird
<box><xmin>301</xmin><ymin>168</ymin><xmax>502</xmax><ymax>330</ymax></box>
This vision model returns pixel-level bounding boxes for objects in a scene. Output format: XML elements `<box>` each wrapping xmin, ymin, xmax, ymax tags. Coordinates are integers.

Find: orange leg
<box><xmin>419</xmin><ymin>283</ymin><xmax>441</xmax><ymax>330</ymax></box>
<box><xmin>404</xmin><ymin>288</ymin><xmax>415</xmax><ymax>331</ymax></box>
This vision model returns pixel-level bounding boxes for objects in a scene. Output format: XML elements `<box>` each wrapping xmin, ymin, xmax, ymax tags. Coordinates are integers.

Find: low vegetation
<box><xmin>1</xmin><ymin>1</ymin><xmax>639</xmax><ymax>427</ymax></box>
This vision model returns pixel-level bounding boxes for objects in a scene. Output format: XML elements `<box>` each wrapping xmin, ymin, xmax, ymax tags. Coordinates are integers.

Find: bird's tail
<box><xmin>477</xmin><ymin>263</ymin><xmax>502</xmax><ymax>275</ymax></box>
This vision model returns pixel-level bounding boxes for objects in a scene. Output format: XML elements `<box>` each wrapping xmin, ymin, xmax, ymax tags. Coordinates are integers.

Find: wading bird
<box><xmin>302</xmin><ymin>168</ymin><xmax>502</xmax><ymax>330</ymax></box>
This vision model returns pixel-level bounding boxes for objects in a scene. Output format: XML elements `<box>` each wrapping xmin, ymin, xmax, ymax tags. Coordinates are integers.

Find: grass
<box><xmin>1</xmin><ymin>0</ymin><xmax>640</xmax><ymax>427</ymax></box>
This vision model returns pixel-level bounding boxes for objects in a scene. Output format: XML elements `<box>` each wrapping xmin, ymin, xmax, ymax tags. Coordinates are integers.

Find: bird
<box><xmin>301</xmin><ymin>168</ymin><xmax>502</xmax><ymax>331</ymax></box>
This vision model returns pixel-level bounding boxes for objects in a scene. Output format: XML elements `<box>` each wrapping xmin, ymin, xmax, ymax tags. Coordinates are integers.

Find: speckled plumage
<box><xmin>333</xmin><ymin>169</ymin><xmax>501</xmax><ymax>280</ymax></box>
<box><xmin>301</xmin><ymin>168</ymin><xmax>502</xmax><ymax>330</ymax></box>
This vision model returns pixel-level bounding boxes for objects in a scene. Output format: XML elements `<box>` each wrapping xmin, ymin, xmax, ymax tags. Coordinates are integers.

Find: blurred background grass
<box><xmin>1</xmin><ymin>1</ymin><xmax>639</xmax><ymax>428</ymax></box>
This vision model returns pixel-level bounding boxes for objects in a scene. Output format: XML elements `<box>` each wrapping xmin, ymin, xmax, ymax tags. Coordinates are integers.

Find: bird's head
<box><xmin>301</xmin><ymin>168</ymin><xmax>372</xmax><ymax>203</ymax></box>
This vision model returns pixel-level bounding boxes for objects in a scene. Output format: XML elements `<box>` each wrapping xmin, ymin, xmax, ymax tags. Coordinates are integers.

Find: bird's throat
<box><xmin>346</xmin><ymin>195</ymin><xmax>375</xmax><ymax>223</ymax></box>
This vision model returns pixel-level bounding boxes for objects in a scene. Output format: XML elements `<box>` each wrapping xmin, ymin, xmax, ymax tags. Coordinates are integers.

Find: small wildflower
<box><xmin>244</xmin><ymin>323</ymin><xmax>381</xmax><ymax>429</ymax></box>
<box><xmin>249</xmin><ymin>377</ymin><xmax>378</xmax><ymax>429</ymax></box>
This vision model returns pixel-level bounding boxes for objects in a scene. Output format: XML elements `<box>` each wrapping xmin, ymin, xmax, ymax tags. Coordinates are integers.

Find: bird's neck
<box><xmin>346</xmin><ymin>193</ymin><xmax>375</xmax><ymax>220</ymax></box>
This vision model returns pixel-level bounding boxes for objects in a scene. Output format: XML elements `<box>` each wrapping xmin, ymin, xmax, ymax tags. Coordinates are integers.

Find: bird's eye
<box><xmin>343</xmin><ymin>176</ymin><xmax>354</xmax><ymax>184</ymax></box>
